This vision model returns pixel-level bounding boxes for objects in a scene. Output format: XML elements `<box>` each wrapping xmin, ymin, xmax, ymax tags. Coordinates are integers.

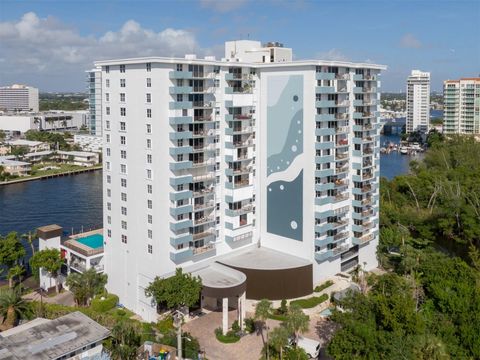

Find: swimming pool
<box><xmin>319</xmin><ymin>308</ymin><xmax>333</xmax><ymax>317</ymax></box>
<box><xmin>75</xmin><ymin>233</ymin><xmax>104</xmax><ymax>249</ymax></box>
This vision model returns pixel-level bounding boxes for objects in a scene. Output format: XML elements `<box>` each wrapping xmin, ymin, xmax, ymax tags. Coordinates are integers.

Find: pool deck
<box><xmin>62</xmin><ymin>228</ymin><xmax>104</xmax><ymax>257</ymax></box>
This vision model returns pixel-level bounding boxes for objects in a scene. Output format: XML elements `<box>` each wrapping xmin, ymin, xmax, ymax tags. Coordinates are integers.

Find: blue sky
<box><xmin>0</xmin><ymin>0</ymin><xmax>479</xmax><ymax>92</ymax></box>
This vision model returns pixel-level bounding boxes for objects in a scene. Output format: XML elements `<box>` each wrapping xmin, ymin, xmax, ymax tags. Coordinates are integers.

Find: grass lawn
<box><xmin>290</xmin><ymin>293</ymin><xmax>329</xmax><ymax>309</ymax></box>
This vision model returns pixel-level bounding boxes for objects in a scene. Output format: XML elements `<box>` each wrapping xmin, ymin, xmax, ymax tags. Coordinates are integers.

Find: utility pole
<box><xmin>174</xmin><ymin>310</ymin><xmax>183</xmax><ymax>360</ymax></box>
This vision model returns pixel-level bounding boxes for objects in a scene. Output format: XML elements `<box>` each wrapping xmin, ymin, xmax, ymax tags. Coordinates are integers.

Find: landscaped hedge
<box><xmin>91</xmin><ymin>293</ymin><xmax>119</xmax><ymax>312</ymax></box>
<box><xmin>314</xmin><ymin>280</ymin><xmax>334</xmax><ymax>293</ymax></box>
<box><xmin>214</xmin><ymin>327</ymin><xmax>240</xmax><ymax>343</ymax></box>
<box><xmin>290</xmin><ymin>293</ymin><xmax>329</xmax><ymax>309</ymax></box>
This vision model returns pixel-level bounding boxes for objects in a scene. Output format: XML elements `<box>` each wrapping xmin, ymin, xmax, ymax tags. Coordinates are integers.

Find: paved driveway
<box><xmin>23</xmin><ymin>290</ymin><xmax>75</xmax><ymax>306</ymax></box>
<box><xmin>183</xmin><ymin>310</ymin><xmax>280</xmax><ymax>360</ymax></box>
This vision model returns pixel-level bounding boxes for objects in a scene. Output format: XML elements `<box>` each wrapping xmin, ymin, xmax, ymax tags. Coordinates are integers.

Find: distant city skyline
<box><xmin>0</xmin><ymin>0</ymin><xmax>479</xmax><ymax>92</ymax></box>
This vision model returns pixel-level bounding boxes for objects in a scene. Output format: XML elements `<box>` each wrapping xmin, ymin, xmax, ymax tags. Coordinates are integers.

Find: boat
<box><xmin>400</xmin><ymin>147</ymin><xmax>408</xmax><ymax>155</ymax></box>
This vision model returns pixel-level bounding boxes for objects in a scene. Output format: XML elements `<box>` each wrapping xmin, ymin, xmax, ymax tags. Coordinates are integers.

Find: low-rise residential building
<box><xmin>73</xmin><ymin>134</ymin><xmax>103</xmax><ymax>152</ymax></box>
<box><xmin>0</xmin><ymin>144</ymin><xmax>11</xmax><ymax>156</ymax></box>
<box><xmin>0</xmin><ymin>311</ymin><xmax>110</xmax><ymax>360</ymax></box>
<box><xmin>0</xmin><ymin>157</ymin><xmax>31</xmax><ymax>176</ymax></box>
<box><xmin>7</xmin><ymin>139</ymin><xmax>50</xmax><ymax>152</ymax></box>
<box><xmin>57</xmin><ymin>150</ymin><xmax>99</xmax><ymax>166</ymax></box>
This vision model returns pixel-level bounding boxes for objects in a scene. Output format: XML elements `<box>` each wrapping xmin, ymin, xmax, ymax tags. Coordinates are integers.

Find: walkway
<box><xmin>23</xmin><ymin>290</ymin><xmax>75</xmax><ymax>307</ymax></box>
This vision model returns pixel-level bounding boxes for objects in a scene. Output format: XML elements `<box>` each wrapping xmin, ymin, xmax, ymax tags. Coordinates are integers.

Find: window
<box><xmin>107</xmin><ymin>216</ymin><xmax>111</xmax><ymax>224</ymax></box>
<box><xmin>120</xmin><ymin>64</ymin><xmax>125</xmax><ymax>73</ymax></box>
<box><xmin>120</xmin><ymin>150</ymin><xmax>126</xmax><ymax>159</ymax></box>
<box><xmin>147</xmin><ymin>169</ymin><xmax>152</xmax><ymax>179</ymax></box>
<box><xmin>146</xmin><ymin>78</ymin><xmax>151</xmax><ymax>87</ymax></box>
<box><xmin>106</xmin><ymin>175</ymin><xmax>111</xmax><ymax>183</ymax></box>
<box><xmin>106</xmin><ymin>107</ymin><xmax>110</xmax><ymax>115</ymax></box>
<box><xmin>146</xmin><ymin>124</ymin><xmax>151</xmax><ymax>133</ymax></box>
<box><xmin>121</xmin><ymin>206</ymin><xmax>127</xmax><ymax>215</ymax></box>
<box><xmin>107</xmin><ymin>202</ymin><xmax>111</xmax><ymax>210</ymax></box>
<box><xmin>146</xmin><ymin>139</ymin><xmax>151</xmax><ymax>149</ymax></box>
<box><xmin>148</xmin><ymin>229</ymin><xmax>152</xmax><ymax>239</ymax></box>
<box><xmin>105</xmin><ymin>93</ymin><xmax>110</xmax><ymax>102</ymax></box>
<box><xmin>120</xmin><ymin>136</ymin><xmax>126</xmax><ymax>145</ymax></box>
<box><xmin>148</xmin><ymin>244</ymin><xmax>153</xmax><ymax>254</ymax></box>
<box><xmin>120</xmin><ymin>107</ymin><xmax>126</xmax><ymax>116</ymax></box>
<box><xmin>176</xmin><ymin>64</ymin><xmax>183</xmax><ymax>71</ymax></box>
<box><xmin>106</xmin><ymin>134</ymin><xmax>110</xmax><ymax>143</ymax></box>
<box><xmin>105</xmin><ymin>65</ymin><xmax>110</xmax><ymax>73</ymax></box>
<box><xmin>148</xmin><ymin>214</ymin><xmax>152</xmax><ymax>224</ymax></box>
<box><xmin>121</xmin><ymin>178</ymin><xmax>127</xmax><ymax>187</ymax></box>
<box><xmin>106</xmin><ymin>148</ymin><xmax>111</xmax><ymax>156</ymax></box>
<box><xmin>146</xmin><ymin>93</ymin><xmax>151</xmax><ymax>103</ymax></box>
<box><xmin>147</xmin><ymin>109</ymin><xmax>152</xmax><ymax>118</ymax></box>
<box><xmin>106</xmin><ymin>120</ymin><xmax>110</xmax><ymax>130</ymax></box>
<box><xmin>147</xmin><ymin>184</ymin><xmax>152</xmax><ymax>193</ymax></box>
<box><xmin>177</xmin><ymin>184</ymin><xmax>183</xmax><ymax>191</ymax></box>
<box><xmin>177</xmin><ymin>154</ymin><xmax>183</xmax><ymax>162</ymax></box>
<box><xmin>146</xmin><ymin>63</ymin><xmax>151</xmax><ymax>72</ymax></box>
<box><xmin>121</xmin><ymin>192</ymin><xmax>127</xmax><ymax>201</ymax></box>
<box><xmin>147</xmin><ymin>154</ymin><xmax>152</xmax><ymax>163</ymax></box>
<box><xmin>107</xmin><ymin>189</ymin><xmax>111</xmax><ymax>197</ymax></box>
<box><xmin>121</xmin><ymin>234</ymin><xmax>127</xmax><ymax>243</ymax></box>
<box><xmin>120</xmin><ymin>93</ymin><xmax>125</xmax><ymax>102</ymax></box>
<box><xmin>106</xmin><ymin>79</ymin><xmax>110</xmax><ymax>87</ymax></box>
<box><xmin>106</xmin><ymin>161</ymin><xmax>110</xmax><ymax>170</ymax></box>
<box><xmin>120</xmin><ymin>79</ymin><xmax>126</xmax><ymax>87</ymax></box>
<box><xmin>120</xmin><ymin>164</ymin><xmax>127</xmax><ymax>173</ymax></box>
<box><xmin>147</xmin><ymin>199</ymin><xmax>152</xmax><ymax>209</ymax></box>
<box><xmin>121</xmin><ymin>221</ymin><xmax>127</xmax><ymax>230</ymax></box>
<box><xmin>120</xmin><ymin>121</ymin><xmax>126</xmax><ymax>131</ymax></box>
<box><xmin>107</xmin><ymin>229</ymin><xmax>111</xmax><ymax>237</ymax></box>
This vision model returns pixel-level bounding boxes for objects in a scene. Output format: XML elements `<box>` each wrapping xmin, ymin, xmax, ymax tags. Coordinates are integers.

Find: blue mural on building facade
<box><xmin>266</xmin><ymin>75</ymin><xmax>304</xmax><ymax>241</ymax></box>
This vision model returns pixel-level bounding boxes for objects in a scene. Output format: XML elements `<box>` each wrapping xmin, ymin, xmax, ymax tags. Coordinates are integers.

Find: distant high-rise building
<box><xmin>95</xmin><ymin>40</ymin><xmax>385</xmax><ymax>322</ymax></box>
<box><xmin>87</xmin><ymin>69</ymin><xmax>102</xmax><ymax>136</ymax></box>
<box><xmin>406</xmin><ymin>70</ymin><xmax>430</xmax><ymax>133</ymax></box>
<box><xmin>443</xmin><ymin>78</ymin><xmax>480</xmax><ymax>135</ymax></box>
<box><xmin>0</xmin><ymin>84</ymin><xmax>39</xmax><ymax>113</ymax></box>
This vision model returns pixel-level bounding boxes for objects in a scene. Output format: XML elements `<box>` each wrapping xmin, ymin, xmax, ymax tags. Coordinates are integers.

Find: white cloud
<box><xmin>200</xmin><ymin>0</ymin><xmax>249</xmax><ymax>12</ymax></box>
<box><xmin>400</xmin><ymin>33</ymin><xmax>422</xmax><ymax>49</ymax></box>
<box><xmin>0</xmin><ymin>12</ymin><xmax>212</xmax><ymax>90</ymax></box>
<box><xmin>315</xmin><ymin>48</ymin><xmax>349</xmax><ymax>61</ymax></box>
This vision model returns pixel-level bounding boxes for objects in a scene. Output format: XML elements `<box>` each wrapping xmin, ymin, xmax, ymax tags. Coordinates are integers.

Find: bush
<box><xmin>90</xmin><ymin>293</ymin><xmax>118</xmax><ymax>312</ymax></box>
<box><xmin>232</xmin><ymin>319</ymin><xmax>240</xmax><ymax>332</ymax></box>
<box><xmin>279</xmin><ymin>299</ymin><xmax>288</xmax><ymax>314</ymax></box>
<box><xmin>115</xmin><ymin>309</ymin><xmax>126</xmax><ymax>317</ymax></box>
<box><xmin>214</xmin><ymin>327</ymin><xmax>241</xmax><ymax>343</ymax></box>
<box><xmin>268</xmin><ymin>312</ymin><xmax>288</xmax><ymax>321</ymax></box>
<box><xmin>141</xmin><ymin>322</ymin><xmax>156</xmax><ymax>342</ymax></box>
<box><xmin>314</xmin><ymin>280</ymin><xmax>334</xmax><ymax>293</ymax></box>
<box><xmin>156</xmin><ymin>315</ymin><xmax>174</xmax><ymax>335</ymax></box>
<box><xmin>162</xmin><ymin>331</ymin><xmax>200</xmax><ymax>359</ymax></box>
<box><xmin>244</xmin><ymin>317</ymin><xmax>255</xmax><ymax>333</ymax></box>
<box><xmin>290</xmin><ymin>294</ymin><xmax>328</xmax><ymax>309</ymax></box>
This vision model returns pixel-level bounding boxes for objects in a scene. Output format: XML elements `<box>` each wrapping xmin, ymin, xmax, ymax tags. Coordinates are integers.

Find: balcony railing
<box><xmin>233</xmin><ymin>114</ymin><xmax>252</xmax><ymax>120</ymax></box>
<box><xmin>335</xmin><ymin>152</ymin><xmax>349</xmax><ymax>160</ymax></box>
<box><xmin>194</xmin><ymin>216</ymin><xmax>215</xmax><ymax>225</ymax></box>
<box><xmin>334</xmin><ymin>193</ymin><xmax>349</xmax><ymax>202</ymax></box>
<box><xmin>192</xmin><ymin>243</ymin><xmax>215</xmax><ymax>255</ymax></box>
<box><xmin>336</xmin><ymin>126</ymin><xmax>349</xmax><ymax>134</ymax></box>
<box><xmin>337</xmin><ymin>139</ymin><xmax>348</xmax><ymax>146</ymax></box>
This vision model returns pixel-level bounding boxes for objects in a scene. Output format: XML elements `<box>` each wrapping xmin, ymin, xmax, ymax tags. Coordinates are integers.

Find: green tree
<box><xmin>269</xmin><ymin>325</ymin><xmax>290</xmax><ymax>360</ymax></box>
<box><xmin>255</xmin><ymin>299</ymin><xmax>273</xmax><ymax>360</ymax></box>
<box><xmin>145</xmin><ymin>268</ymin><xmax>202</xmax><ymax>311</ymax></box>
<box><xmin>7</xmin><ymin>264</ymin><xmax>25</xmax><ymax>288</ymax></box>
<box><xmin>285</xmin><ymin>303</ymin><xmax>309</xmax><ymax>344</ymax></box>
<box><xmin>104</xmin><ymin>320</ymin><xmax>141</xmax><ymax>360</ymax></box>
<box><xmin>0</xmin><ymin>130</ymin><xmax>5</xmax><ymax>143</ymax></box>
<box><xmin>65</xmin><ymin>268</ymin><xmax>107</xmax><ymax>306</ymax></box>
<box><xmin>0</xmin><ymin>232</ymin><xmax>26</xmax><ymax>288</ymax></box>
<box><xmin>0</xmin><ymin>288</ymin><xmax>31</xmax><ymax>330</ymax></box>
<box><xmin>29</xmin><ymin>248</ymin><xmax>64</xmax><ymax>293</ymax></box>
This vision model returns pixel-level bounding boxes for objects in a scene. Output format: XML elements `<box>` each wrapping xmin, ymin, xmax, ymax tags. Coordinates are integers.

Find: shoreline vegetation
<box><xmin>0</xmin><ymin>165</ymin><xmax>102</xmax><ymax>186</ymax></box>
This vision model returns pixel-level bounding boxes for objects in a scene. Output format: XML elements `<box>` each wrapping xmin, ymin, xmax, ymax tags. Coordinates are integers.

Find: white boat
<box><xmin>400</xmin><ymin>147</ymin><xmax>408</xmax><ymax>155</ymax></box>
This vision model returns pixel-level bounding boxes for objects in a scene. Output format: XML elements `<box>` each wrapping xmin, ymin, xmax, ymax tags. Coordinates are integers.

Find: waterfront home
<box><xmin>23</xmin><ymin>150</ymin><xmax>54</xmax><ymax>163</ymax></box>
<box><xmin>56</xmin><ymin>150</ymin><xmax>99</xmax><ymax>166</ymax></box>
<box><xmin>0</xmin><ymin>156</ymin><xmax>31</xmax><ymax>176</ymax></box>
<box><xmin>0</xmin><ymin>311</ymin><xmax>110</xmax><ymax>360</ymax></box>
<box><xmin>6</xmin><ymin>139</ymin><xmax>50</xmax><ymax>152</ymax></box>
<box><xmin>37</xmin><ymin>225</ymin><xmax>104</xmax><ymax>291</ymax></box>
<box><xmin>0</xmin><ymin>144</ymin><xmax>10</xmax><ymax>155</ymax></box>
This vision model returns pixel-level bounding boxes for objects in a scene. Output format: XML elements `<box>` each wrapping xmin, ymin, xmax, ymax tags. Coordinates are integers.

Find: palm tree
<box><xmin>285</xmin><ymin>303</ymin><xmax>309</xmax><ymax>345</ymax></box>
<box><xmin>255</xmin><ymin>299</ymin><xmax>273</xmax><ymax>360</ymax></box>
<box><xmin>0</xmin><ymin>288</ymin><xmax>31</xmax><ymax>330</ymax></box>
<box><xmin>61</xmin><ymin>119</ymin><xmax>68</xmax><ymax>129</ymax></box>
<box><xmin>65</xmin><ymin>268</ymin><xmax>107</xmax><ymax>306</ymax></box>
<box><xmin>105</xmin><ymin>320</ymin><xmax>141</xmax><ymax>360</ymax></box>
<box><xmin>7</xmin><ymin>265</ymin><xmax>24</xmax><ymax>288</ymax></box>
<box><xmin>21</xmin><ymin>231</ymin><xmax>37</xmax><ymax>256</ymax></box>
<box><xmin>269</xmin><ymin>325</ymin><xmax>290</xmax><ymax>360</ymax></box>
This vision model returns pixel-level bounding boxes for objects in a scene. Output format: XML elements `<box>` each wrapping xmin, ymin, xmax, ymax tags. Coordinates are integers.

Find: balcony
<box><xmin>353</xmin><ymin>233</ymin><xmax>375</xmax><ymax>245</ymax></box>
<box><xmin>226</xmin><ymin>204</ymin><xmax>254</xmax><ymax>217</ymax></box>
<box><xmin>334</xmin><ymin>179</ymin><xmax>348</xmax><ymax>188</ymax></box>
<box><xmin>315</xmin><ymin>72</ymin><xmax>335</xmax><ymax>80</ymax></box>
<box><xmin>192</xmin><ymin>243</ymin><xmax>216</xmax><ymax>256</ymax></box>
<box><xmin>225</xmin><ymin>87</ymin><xmax>253</xmax><ymax>94</ymax></box>
<box><xmin>335</xmin><ymin>165</ymin><xmax>348</xmax><ymax>174</ymax></box>
<box><xmin>334</xmin><ymin>193</ymin><xmax>349</xmax><ymax>202</ymax></box>
<box><xmin>169</xmin><ymin>116</ymin><xmax>193</xmax><ymax>125</ymax></box>
<box><xmin>225</xmin><ymin>180</ymin><xmax>251</xmax><ymax>189</ymax></box>
<box><xmin>234</xmin><ymin>114</ymin><xmax>253</xmax><ymax>120</ymax></box>
<box><xmin>335</xmin><ymin>152</ymin><xmax>349</xmax><ymax>160</ymax></box>
<box><xmin>194</xmin><ymin>115</ymin><xmax>213</xmax><ymax>122</ymax></box>
<box><xmin>335</xmin><ymin>126</ymin><xmax>349</xmax><ymax>134</ymax></box>
<box><xmin>225</xmin><ymin>126</ymin><xmax>254</xmax><ymax>135</ymax></box>
<box><xmin>193</xmin><ymin>200</ymin><xmax>215</xmax><ymax>211</ymax></box>
<box><xmin>169</xmin><ymin>161</ymin><xmax>192</xmax><ymax>171</ymax></box>
<box><xmin>333</xmin><ymin>231</ymin><xmax>349</xmax><ymax>241</ymax></box>
<box><xmin>316</xmin><ymin>100</ymin><xmax>335</xmax><ymax>108</ymax></box>
<box><xmin>169</xmin><ymin>101</ymin><xmax>193</xmax><ymax>110</ymax></box>
<box><xmin>225</xmin><ymin>73</ymin><xmax>243</xmax><ymax>80</ymax></box>
<box><xmin>169</xmin><ymin>86</ymin><xmax>192</xmax><ymax>94</ymax></box>
<box><xmin>336</xmin><ymin>139</ymin><xmax>349</xmax><ymax>147</ymax></box>
<box><xmin>315</xmin><ymin>86</ymin><xmax>336</xmax><ymax>94</ymax></box>
<box><xmin>193</xmin><ymin>101</ymin><xmax>214</xmax><ymax>108</ymax></box>
<box><xmin>315</xmin><ymin>244</ymin><xmax>349</xmax><ymax>262</ymax></box>
<box><xmin>226</xmin><ymin>166</ymin><xmax>253</xmax><ymax>176</ymax></box>
<box><xmin>194</xmin><ymin>215</ymin><xmax>215</xmax><ymax>225</ymax></box>
<box><xmin>169</xmin><ymin>71</ymin><xmax>193</xmax><ymax>79</ymax></box>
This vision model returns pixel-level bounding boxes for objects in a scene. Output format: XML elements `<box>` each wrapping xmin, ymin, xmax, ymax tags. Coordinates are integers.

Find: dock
<box><xmin>0</xmin><ymin>165</ymin><xmax>102</xmax><ymax>186</ymax></box>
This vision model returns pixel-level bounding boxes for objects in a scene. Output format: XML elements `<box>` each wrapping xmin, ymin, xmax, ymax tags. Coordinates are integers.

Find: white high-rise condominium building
<box><xmin>87</xmin><ymin>69</ymin><xmax>103</xmax><ymax>136</ymax></box>
<box><xmin>444</xmin><ymin>78</ymin><xmax>480</xmax><ymax>135</ymax></box>
<box><xmin>96</xmin><ymin>40</ymin><xmax>385</xmax><ymax>322</ymax></box>
<box><xmin>0</xmin><ymin>84</ymin><xmax>39</xmax><ymax>112</ymax></box>
<box><xmin>406</xmin><ymin>70</ymin><xmax>430</xmax><ymax>133</ymax></box>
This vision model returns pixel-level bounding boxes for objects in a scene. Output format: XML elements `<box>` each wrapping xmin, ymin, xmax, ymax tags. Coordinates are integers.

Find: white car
<box><xmin>289</xmin><ymin>336</ymin><xmax>321</xmax><ymax>359</ymax></box>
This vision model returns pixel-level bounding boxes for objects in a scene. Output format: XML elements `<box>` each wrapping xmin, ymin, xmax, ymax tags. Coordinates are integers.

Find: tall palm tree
<box><xmin>269</xmin><ymin>325</ymin><xmax>290</xmax><ymax>360</ymax></box>
<box><xmin>285</xmin><ymin>303</ymin><xmax>309</xmax><ymax>345</ymax></box>
<box><xmin>21</xmin><ymin>231</ymin><xmax>37</xmax><ymax>256</ymax></box>
<box><xmin>0</xmin><ymin>288</ymin><xmax>31</xmax><ymax>330</ymax></box>
<box><xmin>105</xmin><ymin>320</ymin><xmax>141</xmax><ymax>360</ymax></box>
<box><xmin>255</xmin><ymin>299</ymin><xmax>273</xmax><ymax>360</ymax></box>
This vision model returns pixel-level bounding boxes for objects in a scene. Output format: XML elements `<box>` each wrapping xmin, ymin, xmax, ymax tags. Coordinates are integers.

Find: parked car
<box><xmin>289</xmin><ymin>336</ymin><xmax>321</xmax><ymax>359</ymax></box>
